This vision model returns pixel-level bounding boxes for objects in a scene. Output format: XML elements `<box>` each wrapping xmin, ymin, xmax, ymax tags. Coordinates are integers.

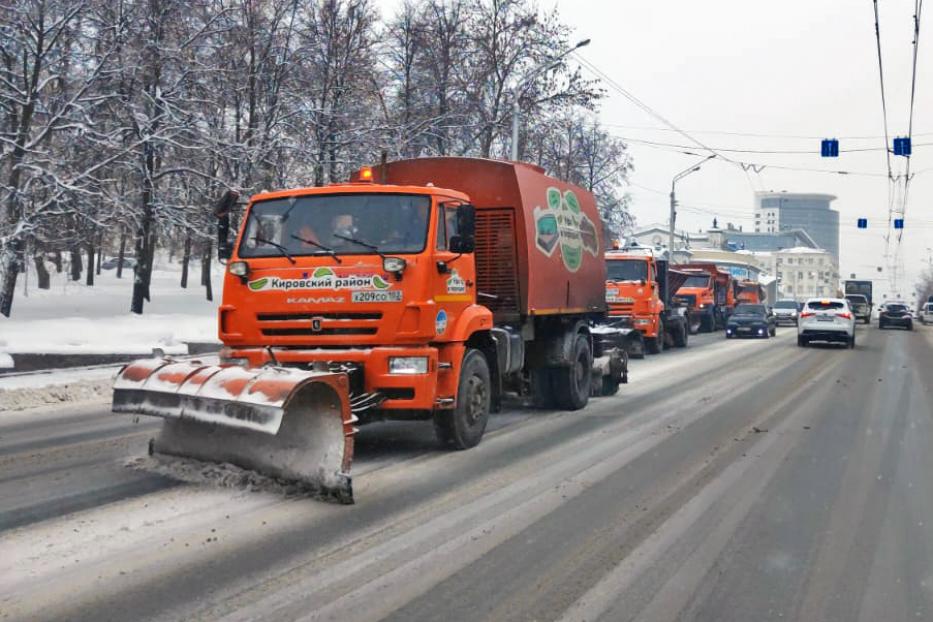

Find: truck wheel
<box><xmin>600</xmin><ymin>376</ymin><xmax>621</xmax><ymax>396</ymax></box>
<box><xmin>699</xmin><ymin>313</ymin><xmax>713</xmax><ymax>333</ymax></box>
<box><xmin>531</xmin><ymin>368</ymin><xmax>555</xmax><ymax>408</ymax></box>
<box><xmin>645</xmin><ymin>319</ymin><xmax>663</xmax><ymax>354</ymax></box>
<box><xmin>673</xmin><ymin>322</ymin><xmax>688</xmax><ymax>347</ymax></box>
<box><xmin>434</xmin><ymin>349</ymin><xmax>490</xmax><ymax>449</ymax></box>
<box><xmin>553</xmin><ymin>334</ymin><xmax>592</xmax><ymax>410</ymax></box>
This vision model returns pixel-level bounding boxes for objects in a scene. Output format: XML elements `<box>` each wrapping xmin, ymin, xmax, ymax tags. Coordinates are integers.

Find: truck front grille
<box><xmin>257</xmin><ymin>311</ymin><xmax>382</xmax><ymax>337</ymax></box>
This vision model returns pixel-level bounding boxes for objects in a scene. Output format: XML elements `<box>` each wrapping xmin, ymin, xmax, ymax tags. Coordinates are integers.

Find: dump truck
<box><xmin>112</xmin><ymin>157</ymin><xmax>635</xmax><ymax>503</ymax></box>
<box><xmin>844</xmin><ymin>280</ymin><xmax>873</xmax><ymax>305</ymax></box>
<box><xmin>604</xmin><ymin>243</ymin><xmax>690</xmax><ymax>355</ymax></box>
<box><xmin>673</xmin><ymin>263</ymin><xmax>736</xmax><ymax>332</ymax></box>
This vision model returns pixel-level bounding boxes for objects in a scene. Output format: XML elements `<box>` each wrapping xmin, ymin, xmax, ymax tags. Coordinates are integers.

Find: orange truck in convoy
<box><xmin>604</xmin><ymin>243</ymin><xmax>691</xmax><ymax>356</ymax></box>
<box><xmin>112</xmin><ymin>157</ymin><xmax>635</xmax><ymax>502</ymax></box>
<box><xmin>673</xmin><ymin>263</ymin><xmax>736</xmax><ymax>332</ymax></box>
<box><xmin>735</xmin><ymin>279</ymin><xmax>766</xmax><ymax>305</ymax></box>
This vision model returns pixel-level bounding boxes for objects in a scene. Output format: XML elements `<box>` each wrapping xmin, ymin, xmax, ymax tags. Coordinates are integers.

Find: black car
<box><xmin>879</xmin><ymin>302</ymin><xmax>913</xmax><ymax>330</ymax></box>
<box><xmin>725</xmin><ymin>304</ymin><xmax>777</xmax><ymax>339</ymax></box>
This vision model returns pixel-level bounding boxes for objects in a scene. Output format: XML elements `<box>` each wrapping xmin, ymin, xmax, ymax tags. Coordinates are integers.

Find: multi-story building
<box><xmin>771</xmin><ymin>247</ymin><xmax>839</xmax><ymax>300</ymax></box>
<box><xmin>754</xmin><ymin>192</ymin><xmax>839</xmax><ymax>260</ymax></box>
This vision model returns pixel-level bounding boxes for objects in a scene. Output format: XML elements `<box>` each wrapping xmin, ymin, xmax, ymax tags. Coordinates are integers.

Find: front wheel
<box><xmin>553</xmin><ymin>333</ymin><xmax>592</xmax><ymax>411</ymax></box>
<box><xmin>434</xmin><ymin>349</ymin><xmax>490</xmax><ymax>449</ymax></box>
<box><xmin>673</xmin><ymin>322</ymin><xmax>688</xmax><ymax>347</ymax></box>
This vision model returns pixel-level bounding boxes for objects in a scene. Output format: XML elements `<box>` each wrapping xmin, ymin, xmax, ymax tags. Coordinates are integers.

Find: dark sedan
<box><xmin>726</xmin><ymin>304</ymin><xmax>777</xmax><ymax>339</ymax></box>
<box><xmin>879</xmin><ymin>302</ymin><xmax>913</xmax><ymax>330</ymax></box>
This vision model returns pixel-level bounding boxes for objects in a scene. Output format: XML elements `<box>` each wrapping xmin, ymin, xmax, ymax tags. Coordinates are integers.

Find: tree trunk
<box><xmin>34</xmin><ymin>254</ymin><xmax>50</xmax><ymax>290</ymax></box>
<box><xmin>180</xmin><ymin>233</ymin><xmax>191</xmax><ymax>288</ymax></box>
<box><xmin>201</xmin><ymin>240</ymin><xmax>212</xmax><ymax>302</ymax></box>
<box><xmin>0</xmin><ymin>242</ymin><xmax>21</xmax><ymax>316</ymax></box>
<box><xmin>96</xmin><ymin>231</ymin><xmax>103</xmax><ymax>275</ymax></box>
<box><xmin>86</xmin><ymin>242</ymin><xmax>95</xmax><ymax>286</ymax></box>
<box><xmin>52</xmin><ymin>251</ymin><xmax>62</xmax><ymax>273</ymax></box>
<box><xmin>116</xmin><ymin>230</ymin><xmax>127</xmax><ymax>278</ymax></box>
<box><xmin>70</xmin><ymin>248</ymin><xmax>83</xmax><ymax>281</ymax></box>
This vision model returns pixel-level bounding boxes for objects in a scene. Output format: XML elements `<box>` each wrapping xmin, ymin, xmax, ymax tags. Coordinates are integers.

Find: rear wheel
<box><xmin>907</xmin><ymin>321</ymin><xmax>913</xmax><ymax>331</ymax></box>
<box><xmin>434</xmin><ymin>349</ymin><xmax>490</xmax><ymax>449</ymax></box>
<box><xmin>848</xmin><ymin>335</ymin><xmax>856</xmax><ymax>349</ymax></box>
<box><xmin>553</xmin><ymin>334</ymin><xmax>592</xmax><ymax>410</ymax></box>
<box><xmin>770</xmin><ymin>325</ymin><xmax>777</xmax><ymax>337</ymax></box>
<box><xmin>797</xmin><ymin>335</ymin><xmax>807</xmax><ymax>347</ymax></box>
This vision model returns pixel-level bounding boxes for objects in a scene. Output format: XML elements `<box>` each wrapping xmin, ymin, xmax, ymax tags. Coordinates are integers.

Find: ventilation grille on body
<box><xmin>475</xmin><ymin>209</ymin><xmax>520</xmax><ymax>317</ymax></box>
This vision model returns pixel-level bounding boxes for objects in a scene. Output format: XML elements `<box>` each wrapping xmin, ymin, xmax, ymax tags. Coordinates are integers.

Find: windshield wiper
<box><xmin>253</xmin><ymin>235</ymin><xmax>296</xmax><ymax>264</ymax></box>
<box><xmin>333</xmin><ymin>233</ymin><xmax>387</xmax><ymax>259</ymax></box>
<box><xmin>290</xmin><ymin>234</ymin><xmax>342</xmax><ymax>264</ymax></box>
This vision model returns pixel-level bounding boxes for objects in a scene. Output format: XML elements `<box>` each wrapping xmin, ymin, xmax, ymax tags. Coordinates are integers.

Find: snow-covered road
<box><xmin>3</xmin><ymin>327</ymin><xmax>933</xmax><ymax>622</ymax></box>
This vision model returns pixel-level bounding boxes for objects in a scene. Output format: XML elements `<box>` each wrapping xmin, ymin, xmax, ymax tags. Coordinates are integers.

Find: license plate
<box><xmin>738</xmin><ymin>327</ymin><xmax>751</xmax><ymax>332</ymax></box>
<box><xmin>352</xmin><ymin>290</ymin><xmax>402</xmax><ymax>303</ymax></box>
<box><xmin>817</xmin><ymin>316</ymin><xmax>834</xmax><ymax>322</ymax></box>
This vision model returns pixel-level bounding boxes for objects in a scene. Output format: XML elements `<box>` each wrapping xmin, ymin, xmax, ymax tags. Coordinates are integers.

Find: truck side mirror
<box><xmin>450</xmin><ymin>204</ymin><xmax>476</xmax><ymax>253</ymax></box>
<box><xmin>214</xmin><ymin>190</ymin><xmax>239</xmax><ymax>260</ymax></box>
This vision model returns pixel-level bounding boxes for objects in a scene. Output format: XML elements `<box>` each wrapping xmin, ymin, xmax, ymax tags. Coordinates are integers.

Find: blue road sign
<box><xmin>857</xmin><ymin>218</ymin><xmax>868</xmax><ymax>229</ymax></box>
<box><xmin>894</xmin><ymin>218</ymin><xmax>904</xmax><ymax>229</ymax></box>
<box><xmin>821</xmin><ymin>139</ymin><xmax>839</xmax><ymax>157</ymax></box>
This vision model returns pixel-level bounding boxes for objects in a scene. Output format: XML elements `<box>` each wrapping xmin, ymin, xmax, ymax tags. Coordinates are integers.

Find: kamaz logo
<box><xmin>310</xmin><ymin>317</ymin><xmax>324</xmax><ymax>332</ymax></box>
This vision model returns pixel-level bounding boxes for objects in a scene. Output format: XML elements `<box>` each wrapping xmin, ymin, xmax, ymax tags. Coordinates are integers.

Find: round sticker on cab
<box><xmin>435</xmin><ymin>309</ymin><xmax>448</xmax><ymax>336</ymax></box>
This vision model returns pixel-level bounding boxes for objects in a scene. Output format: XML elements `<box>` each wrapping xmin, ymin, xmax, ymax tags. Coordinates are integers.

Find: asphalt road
<box><xmin>2</xmin><ymin>324</ymin><xmax>932</xmax><ymax>622</ymax></box>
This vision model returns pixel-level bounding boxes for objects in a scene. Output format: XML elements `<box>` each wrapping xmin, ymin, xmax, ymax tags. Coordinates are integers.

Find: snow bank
<box><xmin>0</xmin><ymin>256</ymin><xmax>221</xmax><ymax>360</ymax></box>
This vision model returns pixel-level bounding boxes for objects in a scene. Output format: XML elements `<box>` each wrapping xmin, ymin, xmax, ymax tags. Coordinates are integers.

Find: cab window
<box><xmin>436</xmin><ymin>203</ymin><xmax>461</xmax><ymax>250</ymax></box>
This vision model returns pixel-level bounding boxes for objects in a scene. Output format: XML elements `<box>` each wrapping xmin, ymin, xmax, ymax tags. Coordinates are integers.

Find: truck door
<box><xmin>432</xmin><ymin>201</ymin><xmax>476</xmax><ymax>341</ymax></box>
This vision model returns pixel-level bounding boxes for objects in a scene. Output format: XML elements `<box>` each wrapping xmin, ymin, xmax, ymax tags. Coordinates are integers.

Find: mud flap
<box><xmin>113</xmin><ymin>359</ymin><xmax>355</xmax><ymax>503</ymax></box>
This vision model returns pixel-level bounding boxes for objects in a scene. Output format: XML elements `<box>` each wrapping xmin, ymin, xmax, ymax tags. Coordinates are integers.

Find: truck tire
<box><xmin>531</xmin><ymin>368</ymin><xmax>555</xmax><ymax>408</ymax></box>
<box><xmin>600</xmin><ymin>376</ymin><xmax>621</xmax><ymax>396</ymax></box>
<box><xmin>700</xmin><ymin>312</ymin><xmax>714</xmax><ymax>333</ymax></box>
<box><xmin>434</xmin><ymin>349</ymin><xmax>490</xmax><ymax>449</ymax></box>
<box><xmin>645</xmin><ymin>319</ymin><xmax>663</xmax><ymax>355</ymax></box>
<box><xmin>673</xmin><ymin>322</ymin><xmax>688</xmax><ymax>347</ymax></box>
<box><xmin>553</xmin><ymin>333</ymin><xmax>592</xmax><ymax>410</ymax></box>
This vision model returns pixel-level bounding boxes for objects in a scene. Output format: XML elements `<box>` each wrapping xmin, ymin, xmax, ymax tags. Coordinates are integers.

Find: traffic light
<box><xmin>857</xmin><ymin>218</ymin><xmax>868</xmax><ymax>229</ymax></box>
<box><xmin>893</xmin><ymin>137</ymin><xmax>912</xmax><ymax>156</ymax></box>
<box><xmin>821</xmin><ymin>139</ymin><xmax>839</xmax><ymax>157</ymax></box>
<box><xmin>894</xmin><ymin>218</ymin><xmax>904</xmax><ymax>229</ymax></box>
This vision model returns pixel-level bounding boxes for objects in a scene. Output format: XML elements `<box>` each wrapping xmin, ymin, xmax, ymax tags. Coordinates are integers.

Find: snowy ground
<box><xmin>0</xmin><ymin>256</ymin><xmax>221</xmax><ymax>358</ymax></box>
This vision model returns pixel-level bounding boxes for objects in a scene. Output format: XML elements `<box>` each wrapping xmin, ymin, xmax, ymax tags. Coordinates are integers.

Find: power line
<box><xmin>601</xmin><ymin>123</ymin><xmax>933</xmax><ymax>142</ymax></box>
<box><xmin>898</xmin><ymin>0</ymin><xmax>924</xmax><ymax>244</ymax></box>
<box><xmin>614</xmin><ymin>134</ymin><xmax>933</xmax><ymax>155</ymax></box>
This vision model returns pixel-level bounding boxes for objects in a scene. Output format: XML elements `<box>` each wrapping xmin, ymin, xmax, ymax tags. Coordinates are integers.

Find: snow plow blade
<box><xmin>112</xmin><ymin>359</ymin><xmax>355</xmax><ymax>504</ymax></box>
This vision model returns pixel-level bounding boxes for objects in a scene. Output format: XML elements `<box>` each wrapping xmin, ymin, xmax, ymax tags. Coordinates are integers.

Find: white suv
<box><xmin>921</xmin><ymin>302</ymin><xmax>933</xmax><ymax>325</ymax></box>
<box><xmin>797</xmin><ymin>298</ymin><xmax>856</xmax><ymax>348</ymax></box>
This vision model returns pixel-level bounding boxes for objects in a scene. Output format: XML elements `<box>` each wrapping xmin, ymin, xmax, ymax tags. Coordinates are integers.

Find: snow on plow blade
<box><xmin>112</xmin><ymin>359</ymin><xmax>355</xmax><ymax>503</ymax></box>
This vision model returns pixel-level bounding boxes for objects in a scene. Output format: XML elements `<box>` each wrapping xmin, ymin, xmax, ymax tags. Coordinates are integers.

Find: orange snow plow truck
<box><xmin>112</xmin><ymin>158</ymin><xmax>635</xmax><ymax>503</ymax></box>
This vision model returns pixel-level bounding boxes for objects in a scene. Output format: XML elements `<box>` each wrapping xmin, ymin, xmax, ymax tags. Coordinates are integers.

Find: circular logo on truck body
<box><xmin>435</xmin><ymin>309</ymin><xmax>448</xmax><ymax>336</ymax></box>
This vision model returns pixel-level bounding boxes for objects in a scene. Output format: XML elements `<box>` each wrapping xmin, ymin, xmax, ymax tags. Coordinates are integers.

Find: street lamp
<box><xmin>510</xmin><ymin>38</ymin><xmax>591</xmax><ymax>161</ymax></box>
<box><xmin>669</xmin><ymin>155</ymin><xmax>716</xmax><ymax>259</ymax></box>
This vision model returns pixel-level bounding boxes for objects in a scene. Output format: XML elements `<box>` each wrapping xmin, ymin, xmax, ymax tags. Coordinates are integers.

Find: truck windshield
<box><xmin>606</xmin><ymin>260</ymin><xmax>648</xmax><ymax>282</ymax></box>
<box><xmin>239</xmin><ymin>193</ymin><xmax>431</xmax><ymax>258</ymax></box>
<box><xmin>681</xmin><ymin>275</ymin><xmax>710</xmax><ymax>288</ymax></box>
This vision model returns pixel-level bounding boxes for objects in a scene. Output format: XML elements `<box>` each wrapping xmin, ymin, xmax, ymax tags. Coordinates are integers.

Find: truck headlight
<box><xmin>389</xmin><ymin>356</ymin><xmax>428</xmax><ymax>374</ymax></box>
<box><xmin>383</xmin><ymin>256</ymin><xmax>407</xmax><ymax>274</ymax></box>
<box><xmin>228</xmin><ymin>261</ymin><xmax>249</xmax><ymax>277</ymax></box>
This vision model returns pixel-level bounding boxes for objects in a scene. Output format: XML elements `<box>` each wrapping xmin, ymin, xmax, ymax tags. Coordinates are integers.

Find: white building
<box><xmin>771</xmin><ymin>247</ymin><xmax>839</xmax><ymax>300</ymax></box>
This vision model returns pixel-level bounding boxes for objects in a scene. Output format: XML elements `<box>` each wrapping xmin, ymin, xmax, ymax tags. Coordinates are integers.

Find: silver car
<box><xmin>772</xmin><ymin>299</ymin><xmax>799</xmax><ymax>326</ymax></box>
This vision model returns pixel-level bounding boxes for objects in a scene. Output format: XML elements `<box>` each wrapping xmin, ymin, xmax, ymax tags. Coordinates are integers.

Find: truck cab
<box><xmin>605</xmin><ymin>244</ymin><xmax>688</xmax><ymax>354</ymax></box>
<box><xmin>675</xmin><ymin>264</ymin><xmax>735</xmax><ymax>332</ymax></box>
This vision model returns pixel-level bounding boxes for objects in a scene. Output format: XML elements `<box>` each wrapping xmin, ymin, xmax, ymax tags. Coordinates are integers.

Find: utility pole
<box><xmin>668</xmin><ymin>155</ymin><xmax>716</xmax><ymax>261</ymax></box>
<box><xmin>510</xmin><ymin>39</ymin><xmax>590</xmax><ymax>161</ymax></box>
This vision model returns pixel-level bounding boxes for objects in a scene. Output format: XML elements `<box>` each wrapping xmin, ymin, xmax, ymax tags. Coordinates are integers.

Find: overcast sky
<box><xmin>377</xmin><ymin>1</ymin><xmax>933</xmax><ymax>297</ymax></box>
